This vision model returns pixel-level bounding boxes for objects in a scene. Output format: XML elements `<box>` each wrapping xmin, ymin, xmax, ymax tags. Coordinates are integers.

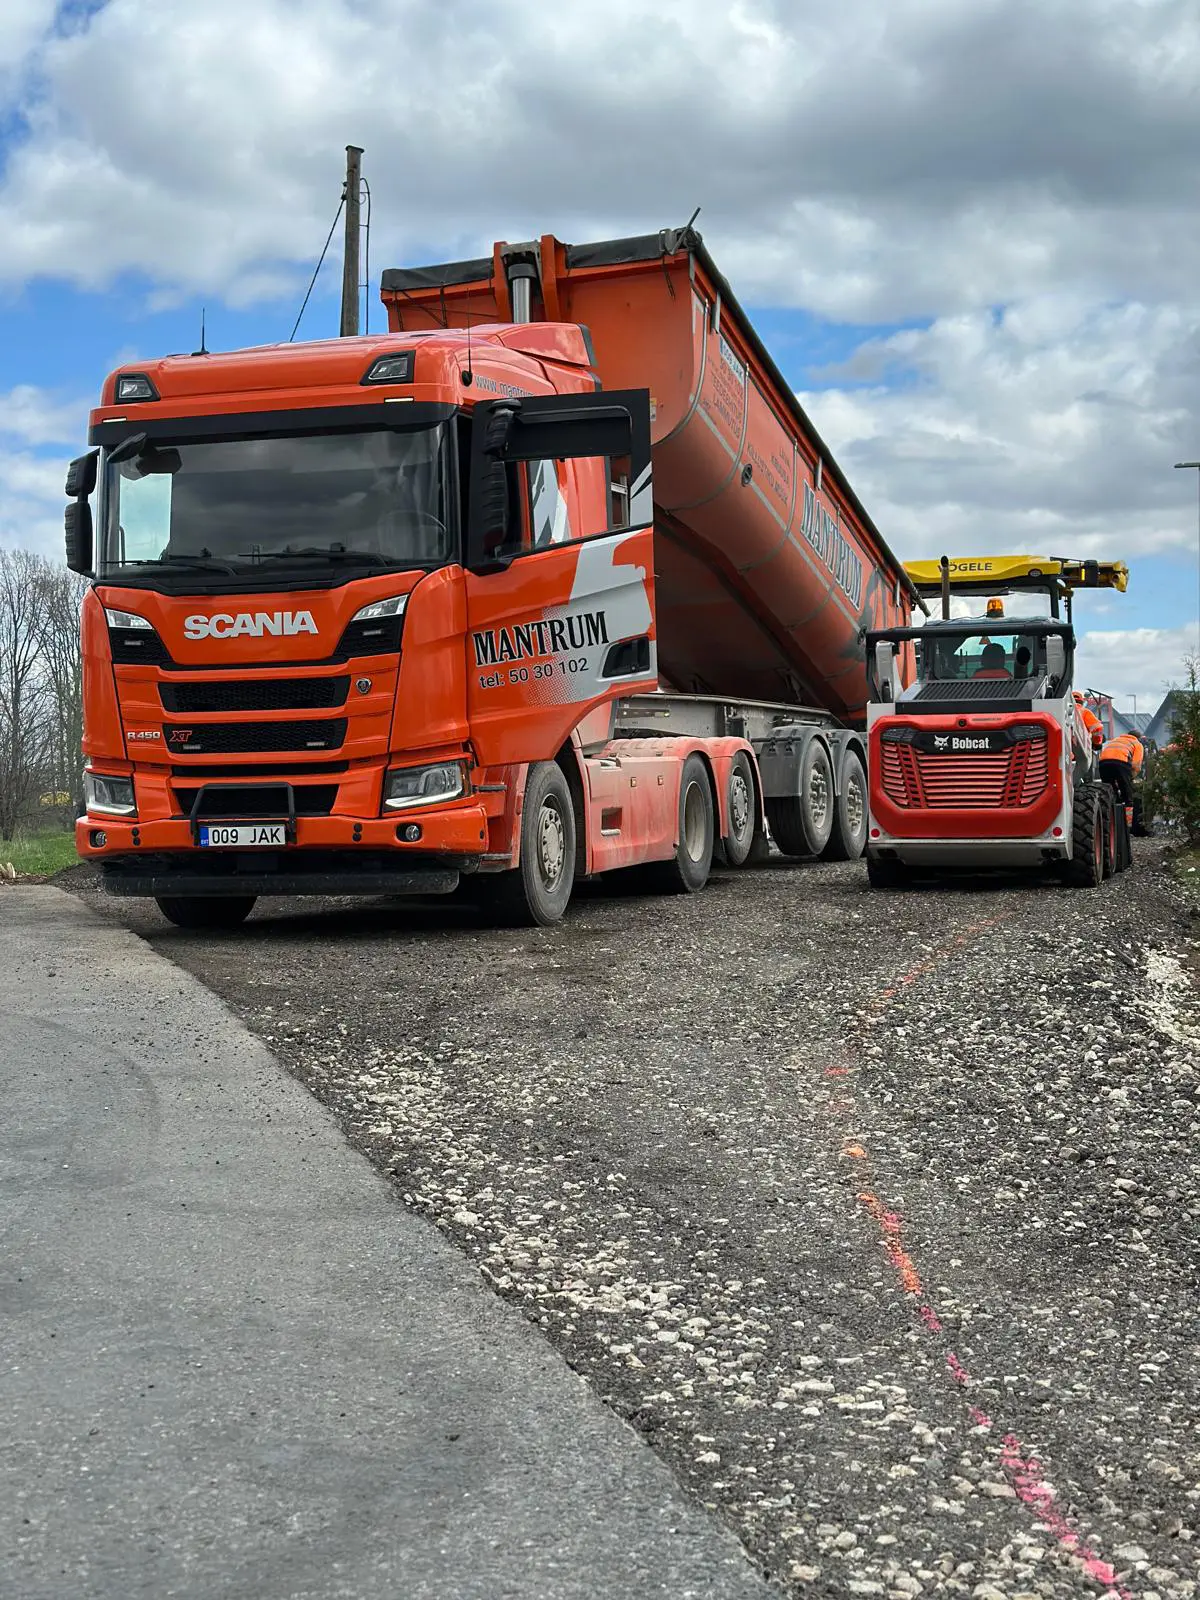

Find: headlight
<box><xmin>383</xmin><ymin>762</ymin><xmax>465</xmax><ymax>810</ymax></box>
<box><xmin>84</xmin><ymin>771</ymin><xmax>137</xmax><ymax>816</ymax></box>
<box><xmin>352</xmin><ymin>594</ymin><xmax>408</xmax><ymax>623</ymax></box>
<box><xmin>104</xmin><ymin>608</ymin><xmax>152</xmax><ymax>629</ymax></box>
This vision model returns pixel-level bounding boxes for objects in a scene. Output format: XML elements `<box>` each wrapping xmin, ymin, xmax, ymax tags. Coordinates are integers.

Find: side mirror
<box><xmin>1045</xmin><ymin>636</ymin><xmax>1066</xmax><ymax>684</ymax></box>
<box><xmin>65</xmin><ymin>501</ymin><xmax>93</xmax><ymax>576</ymax></box>
<box><xmin>64</xmin><ymin>450</ymin><xmax>98</xmax><ymax>499</ymax></box>
<box><xmin>873</xmin><ymin>640</ymin><xmax>895</xmax><ymax>702</ymax></box>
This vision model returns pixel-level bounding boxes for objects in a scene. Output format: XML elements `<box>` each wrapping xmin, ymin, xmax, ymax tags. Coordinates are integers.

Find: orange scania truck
<box><xmin>65</xmin><ymin>225</ymin><xmax>917</xmax><ymax>928</ymax></box>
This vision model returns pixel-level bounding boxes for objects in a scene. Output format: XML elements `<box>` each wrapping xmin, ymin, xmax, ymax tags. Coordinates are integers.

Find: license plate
<box><xmin>198</xmin><ymin>823</ymin><xmax>286</xmax><ymax>848</ymax></box>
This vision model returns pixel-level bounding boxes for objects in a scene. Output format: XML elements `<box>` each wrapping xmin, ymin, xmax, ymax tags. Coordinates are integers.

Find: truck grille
<box><xmin>163</xmin><ymin>719</ymin><xmax>347</xmax><ymax>755</ymax></box>
<box><xmin>881</xmin><ymin>740</ymin><xmax>1049</xmax><ymax>809</ymax></box>
<box><xmin>173</xmin><ymin>784</ymin><xmax>340</xmax><ymax>818</ymax></box>
<box><xmin>160</xmin><ymin>676</ymin><xmax>350</xmax><ymax>713</ymax></box>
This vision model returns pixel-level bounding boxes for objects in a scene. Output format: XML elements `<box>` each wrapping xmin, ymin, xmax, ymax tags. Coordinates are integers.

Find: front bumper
<box><xmin>76</xmin><ymin>802</ymin><xmax>492</xmax><ymax>898</ymax></box>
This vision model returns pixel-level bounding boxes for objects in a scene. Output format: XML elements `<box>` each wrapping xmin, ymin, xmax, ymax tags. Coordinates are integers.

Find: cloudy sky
<box><xmin>2</xmin><ymin>0</ymin><xmax>1198</xmax><ymax>712</ymax></box>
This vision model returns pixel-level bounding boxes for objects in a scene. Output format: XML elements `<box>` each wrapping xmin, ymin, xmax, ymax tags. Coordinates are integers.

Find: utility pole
<box><xmin>340</xmin><ymin>145</ymin><xmax>363</xmax><ymax>337</ymax></box>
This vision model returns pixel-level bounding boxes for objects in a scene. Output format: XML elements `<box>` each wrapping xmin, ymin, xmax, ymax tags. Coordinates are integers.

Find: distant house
<box><xmin>1145</xmin><ymin>691</ymin><xmax>1186</xmax><ymax>748</ymax></box>
<box><xmin>1111</xmin><ymin>708</ymin><xmax>1153</xmax><ymax>738</ymax></box>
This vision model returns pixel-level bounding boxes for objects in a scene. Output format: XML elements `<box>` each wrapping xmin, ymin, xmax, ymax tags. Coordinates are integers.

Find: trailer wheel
<box><xmin>650</xmin><ymin>754</ymin><xmax>714</xmax><ymax>893</ymax></box>
<box><xmin>866</xmin><ymin>853</ymin><xmax>907</xmax><ymax>889</ymax></box>
<box><xmin>766</xmin><ymin>739</ymin><xmax>835</xmax><ymax>858</ymax></box>
<box><xmin>1064</xmin><ymin>786</ymin><xmax>1103</xmax><ymax>888</ymax></box>
<box><xmin>823</xmin><ymin>749</ymin><xmax>868</xmax><ymax>861</ymax></box>
<box><xmin>722</xmin><ymin>751</ymin><xmax>757</xmax><ymax>868</ymax></box>
<box><xmin>486</xmin><ymin>762</ymin><xmax>576</xmax><ymax>926</ymax></box>
<box><xmin>155</xmin><ymin>895</ymin><xmax>257</xmax><ymax>930</ymax></box>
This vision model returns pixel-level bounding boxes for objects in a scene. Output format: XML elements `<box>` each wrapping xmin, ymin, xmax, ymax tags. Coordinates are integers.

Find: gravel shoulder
<box><xmin>66</xmin><ymin>846</ymin><xmax>1200</xmax><ymax>1600</ymax></box>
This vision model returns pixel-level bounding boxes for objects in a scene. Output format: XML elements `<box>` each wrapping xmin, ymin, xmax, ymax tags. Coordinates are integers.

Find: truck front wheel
<box><xmin>485</xmin><ymin>762</ymin><xmax>577</xmax><ymax>927</ymax></box>
<box><xmin>155</xmin><ymin>895</ymin><xmax>257</xmax><ymax>930</ymax></box>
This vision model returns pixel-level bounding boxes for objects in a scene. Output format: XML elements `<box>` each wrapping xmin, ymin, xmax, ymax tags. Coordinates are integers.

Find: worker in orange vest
<box><xmin>1098</xmin><ymin>732</ymin><xmax>1145</xmax><ymax>826</ymax></box>
<box><xmin>1073</xmin><ymin>692</ymin><xmax>1103</xmax><ymax>749</ymax></box>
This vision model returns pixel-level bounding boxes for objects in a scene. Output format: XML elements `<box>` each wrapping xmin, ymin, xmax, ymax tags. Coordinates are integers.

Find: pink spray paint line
<box><xmin>858</xmin><ymin>1196</ymin><xmax>1132</xmax><ymax>1596</ymax></box>
<box><xmin>852</xmin><ymin>1156</ymin><xmax>1134</xmax><ymax>1596</ymax></box>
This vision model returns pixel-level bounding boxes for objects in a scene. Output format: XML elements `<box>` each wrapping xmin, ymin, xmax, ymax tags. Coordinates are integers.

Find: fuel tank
<box><xmin>382</xmin><ymin>227</ymin><xmax>916</xmax><ymax>723</ymax></box>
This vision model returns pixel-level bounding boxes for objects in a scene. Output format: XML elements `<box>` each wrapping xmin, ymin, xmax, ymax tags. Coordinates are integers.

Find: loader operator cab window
<box><xmin>918</xmin><ymin>631</ymin><xmax>1043</xmax><ymax>684</ymax></box>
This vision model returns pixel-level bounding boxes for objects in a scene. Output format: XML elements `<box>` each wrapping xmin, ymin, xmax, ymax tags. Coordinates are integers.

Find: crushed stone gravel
<box><xmin>66</xmin><ymin>843</ymin><xmax>1200</xmax><ymax>1599</ymax></box>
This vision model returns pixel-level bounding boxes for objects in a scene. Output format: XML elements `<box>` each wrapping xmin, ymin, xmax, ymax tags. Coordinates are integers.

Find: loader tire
<box><xmin>866</xmin><ymin>853</ymin><xmax>907</xmax><ymax>889</ymax></box>
<box><xmin>1064</xmin><ymin>785</ymin><xmax>1104</xmax><ymax>888</ymax></box>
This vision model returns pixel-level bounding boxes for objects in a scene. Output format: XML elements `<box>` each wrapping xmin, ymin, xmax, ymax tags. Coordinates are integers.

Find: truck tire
<box><xmin>1064</xmin><ymin>786</ymin><xmax>1104</xmax><ymax>888</ymax></box>
<box><xmin>823</xmin><ymin>749</ymin><xmax>868</xmax><ymax>861</ymax></box>
<box><xmin>155</xmin><ymin>895</ymin><xmax>257</xmax><ymax>929</ymax></box>
<box><xmin>1100</xmin><ymin>788</ymin><xmax>1117</xmax><ymax>879</ymax></box>
<box><xmin>766</xmin><ymin>739</ymin><xmax>835</xmax><ymax>858</ymax></box>
<box><xmin>721</xmin><ymin>751</ymin><xmax>757</xmax><ymax>868</ymax></box>
<box><xmin>486</xmin><ymin>762</ymin><xmax>576</xmax><ymax>927</ymax></box>
<box><xmin>649</xmin><ymin>754</ymin><xmax>714</xmax><ymax>893</ymax></box>
<box><xmin>866</xmin><ymin>853</ymin><xmax>907</xmax><ymax>889</ymax></box>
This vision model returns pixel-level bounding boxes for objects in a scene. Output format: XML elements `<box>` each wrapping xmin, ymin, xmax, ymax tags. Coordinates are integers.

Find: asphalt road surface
<box><xmin>67</xmin><ymin>845</ymin><xmax>1200</xmax><ymax>1600</ymax></box>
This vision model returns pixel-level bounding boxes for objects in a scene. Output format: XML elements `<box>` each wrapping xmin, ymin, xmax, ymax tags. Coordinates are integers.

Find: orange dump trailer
<box><xmin>381</xmin><ymin>227</ymin><xmax>915</xmax><ymax>723</ymax></box>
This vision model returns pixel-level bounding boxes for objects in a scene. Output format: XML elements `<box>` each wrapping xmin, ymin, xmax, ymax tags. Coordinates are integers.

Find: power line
<box><xmin>289</xmin><ymin>193</ymin><xmax>346</xmax><ymax>342</ymax></box>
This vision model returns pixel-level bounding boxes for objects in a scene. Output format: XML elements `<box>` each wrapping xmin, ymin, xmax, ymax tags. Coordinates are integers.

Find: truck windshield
<box><xmin>98</xmin><ymin>424</ymin><xmax>453</xmax><ymax>578</ymax></box>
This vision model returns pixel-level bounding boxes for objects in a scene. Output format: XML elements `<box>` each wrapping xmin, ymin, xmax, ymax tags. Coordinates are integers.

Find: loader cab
<box><xmin>866</xmin><ymin>617</ymin><xmax>1074</xmax><ymax>713</ymax></box>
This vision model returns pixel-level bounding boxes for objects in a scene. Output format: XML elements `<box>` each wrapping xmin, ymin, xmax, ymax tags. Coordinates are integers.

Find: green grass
<box><xmin>0</xmin><ymin>830</ymin><xmax>80</xmax><ymax>878</ymax></box>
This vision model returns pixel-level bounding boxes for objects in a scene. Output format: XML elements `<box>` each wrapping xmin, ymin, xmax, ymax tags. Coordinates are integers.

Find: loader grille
<box><xmin>880</xmin><ymin>736</ymin><xmax>1049</xmax><ymax>809</ymax></box>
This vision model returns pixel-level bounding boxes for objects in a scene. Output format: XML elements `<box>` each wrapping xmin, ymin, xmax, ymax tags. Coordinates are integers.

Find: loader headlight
<box><xmin>382</xmin><ymin>762</ymin><xmax>465</xmax><ymax>810</ymax></box>
<box><xmin>85</xmin><ymin>771</ymin><xmax>137</xmax><ymax>816</ymax></box>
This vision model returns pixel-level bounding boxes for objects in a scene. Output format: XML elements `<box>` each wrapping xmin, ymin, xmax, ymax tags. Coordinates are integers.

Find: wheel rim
<box><xmin>729</xmin><ymin>769</ymin><xmax>752</xmax><ymax>842</ymax></box>
<box><xmin>537</xmin><ymin>796</ymin><xmax>566</xmax><ymax>890</ymax></box>
<box><xmin>808</xmin><ymin>762</ymin><xmax>830</xmax><ymax>830</ymax></box>
<box><xmin>845</xmin><ymin>772</ymin><xmax>864</xmax><ymax>835</ymax></box>
<box><xmin>682</xmin><ymin>780</ymin><xmax>707</xmax><ymax>860</ymax></box>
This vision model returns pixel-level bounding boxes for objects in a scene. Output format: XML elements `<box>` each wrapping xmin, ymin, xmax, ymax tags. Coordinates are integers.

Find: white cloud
<box><xmin>1077</xmin><ymin>623</ymin><xmax>1199</xmax><ymax>714</ymax></box>
<box><xmin>0</xmin><ymin>0</ymin><xmax>1197</xmax><ymax>672</ymax></box>
<box><xmin>0</xmin><ymin>386</ymin><xmax>87</xmax><ymax>557</ymax></box>
<box><xmin>799</xmin><ymin>295</ymin><xmax>1200</xmax><ymax>560</ymax></box>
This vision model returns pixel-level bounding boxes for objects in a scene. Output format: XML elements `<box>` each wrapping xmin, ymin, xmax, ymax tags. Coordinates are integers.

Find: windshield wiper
<box><xmin>239</xmin><ymin>547</ymin><xmax>406</xmax><ymax>568</ymax></box>
<box><xmin>121</xmin><ymin>553</ymin><xmax>242</xmax><ymax>576</ymax></box>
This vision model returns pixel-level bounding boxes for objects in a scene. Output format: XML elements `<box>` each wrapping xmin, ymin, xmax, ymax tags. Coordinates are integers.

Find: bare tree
<box><xmin>37</xmin><ymin>563</ymin><xmax>88</xmax><ymax>823</ymax></box>
<box><xmin>0</xmin><ymin>549</ymin><xmax>53</xmax><ymax>839</ymax></box>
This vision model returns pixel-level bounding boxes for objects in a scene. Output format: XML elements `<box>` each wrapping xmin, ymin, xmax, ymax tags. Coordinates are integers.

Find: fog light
<box><xmin>398</xmin><ymin>823</ymin><xmax>422</xmax><ymax>842</ymax></box>
<box><xmin>90</xmin><ymin>829</ymin><xmax>107</xmax><ymax>848</ymax></box>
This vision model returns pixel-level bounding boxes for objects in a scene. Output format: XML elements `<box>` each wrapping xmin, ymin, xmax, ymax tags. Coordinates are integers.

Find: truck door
<box><xmin>464</xmin><ymin>390</ymin><xmax>657</xmax><ymax>768</ymax></box>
